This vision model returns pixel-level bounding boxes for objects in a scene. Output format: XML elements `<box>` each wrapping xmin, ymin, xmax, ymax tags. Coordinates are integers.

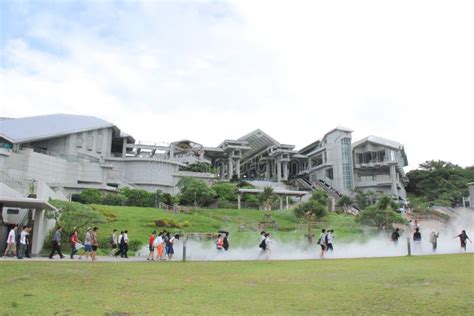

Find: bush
<box><xmin>178</xmin><ymin>177</ymin><xmax>216</xmax><ymax>206</ymax></box>
<box><xmin>212</xmin><ymin>183</ymin><xmax>237</xmax><ymax>201</ymax></box>
<box><xmin>102</xmin><ymin>193</ymin><xmax>127</xmax><ymax>206</ymax></box>
<box><xmin>80</xmin><ymin>189</ymin><xmax>102</xmax><ymax>204</ymax></box>
<box><xmin>294</xmin><ymin>189</ymin><xmax>328</xmax><ymax>219</ymax></box>
<box><xmin>119</xmin><ymin>188</ymin><xmax>161</xmax><ymax>207</ymax></box>
<box><xmin>154</xmin><ymin>218</ymin><xmax>190</xmax><ymax>228</ymax></box>
<box><xmin>357</xmin><ymin>205</ymin><xmax>405</xmax><ymax>229</ymax></box>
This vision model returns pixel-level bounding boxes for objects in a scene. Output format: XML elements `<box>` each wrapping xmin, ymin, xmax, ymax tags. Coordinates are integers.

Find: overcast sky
<box><xmin>1</xmin><ymin>0</ymin><xmax>473</xmax><ymax>170</ymax></box>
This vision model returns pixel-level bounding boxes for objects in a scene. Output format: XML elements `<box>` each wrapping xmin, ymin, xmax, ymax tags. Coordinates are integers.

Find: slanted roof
<box><xmin>0</xmin><ymin>114</ymin><xmax>116</xmax><ymax>143</ymax></box>
<box><xmin>238</xmin><ymin>129</ymin><xmax>280</xmax><ymax>160</ymax></box>
<box><xmin>352</xmin><ymin>135</ymin><xmax>403</xmax><ymax>150</ymax></box>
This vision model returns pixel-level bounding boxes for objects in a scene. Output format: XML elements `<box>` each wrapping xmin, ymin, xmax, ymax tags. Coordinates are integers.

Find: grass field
<box><xmin>89</xmin><ymin>204</ymin><xmax>369</xmax><ymax>254</ymax></box>
<box><xmin>1</xmin><ymin>254</ymin><xmax>472</xmax><ymax>315</ymax></box>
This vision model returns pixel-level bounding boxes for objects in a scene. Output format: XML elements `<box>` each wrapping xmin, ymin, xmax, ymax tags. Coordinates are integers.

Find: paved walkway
<box><xmin>1</xmin><ymin>255</ymin><xmax>171</xmax><ymax>262</ymax></box>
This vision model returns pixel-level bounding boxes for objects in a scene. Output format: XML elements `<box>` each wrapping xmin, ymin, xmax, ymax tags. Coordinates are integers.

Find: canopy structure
<box><xmin>0</xmin><ymin>197</ymin><xmax>57</xmax><ymax>210</ymax></box>
<box><xmin>236</xmin><ymin>188</ymin><xmax>309</xmax><ymax>209</ymax></box>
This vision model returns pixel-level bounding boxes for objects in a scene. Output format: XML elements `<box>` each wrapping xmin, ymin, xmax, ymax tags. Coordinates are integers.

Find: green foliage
<box><xmin>406</xmin><ymin>160</ymin><xmax>474</xmax><ymax>206</ymax></box>
<box><xmin>79</xmin><ymin>189</ymin><xmax>102</xmax><ymax>204</ymax></box>
<box><xmin>119</xmin><ymin>187</ymin><xmax>160</xmax><ymax>207</ymax></box>
<box><xmin>47</xmin><ymin>200</ymin><xmax>107</xmax><ymax>245</ymax></box>
<box><xmin>180</xmin><ymin>162</ymin><xmax>215</xmax><ymax>173</ymax></box>
<box><xmin>294</xmin><ymin>189</ymin><xmax>328</xmax><ymax>219</ymax></box>
<box><xmin>178</xmin><ymin>177</ymin><xmax>217</xmax><ymax>206</ymax></box>
<box><xmin>212</xmin><ymin>182</ymin><xmax>237</xmax><ymax>201</ymax></box>
<box><xmin>102</xmin><ymin>193</ymin><xmax>127</xmax><ymax>206</ymax></box>
<box><xmin>161</xmin><ymin>193</ymin><xmax>179</xmax><ymax>205</ymax></box>
<box><xmin>357</xmin><ymin>195</ymin><xmax>405</xmax><ymax>229</ymax></box>
<box><xmin>258</xmin><ymin>186</ymin><xmax>277</xmax><ymax>210</ymax></box>
<box><xmin>353</xmin><ymin>190</ymin><xmax>376</xmax><ymax>209</ymax></box>
<box><xmin>336</xmin><ymin>195</ymin><xmax>353</xmax><ymax>208</ymax></box>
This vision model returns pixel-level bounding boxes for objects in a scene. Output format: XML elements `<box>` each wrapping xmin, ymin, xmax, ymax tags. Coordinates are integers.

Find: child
<box><xmin>216</xmin><ymin>234</ymin><xmax>224</xmax><ymax>252</ymax></box>
<box><xmin>148</xmin><ymin>231</ymin><xmax>156</xmax><ymax>261</ymax></box>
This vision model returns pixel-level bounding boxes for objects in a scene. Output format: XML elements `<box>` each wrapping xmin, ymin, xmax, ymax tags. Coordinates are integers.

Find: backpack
<box><xmin>325</xmin><ymin>234</ymin><xmax>329</xmax><ymax>244</ymax></box>
<box><xmin>259</xmin><ymin>240</ymin><xmax>266</xmax><ymax>250</ymax></box>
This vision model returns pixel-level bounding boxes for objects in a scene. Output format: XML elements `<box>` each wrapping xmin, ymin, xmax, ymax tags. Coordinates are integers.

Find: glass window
<box><xmin>341</xmin><ymin>138</ymin><xmax>353</xmax><ymax>190</ymax></box>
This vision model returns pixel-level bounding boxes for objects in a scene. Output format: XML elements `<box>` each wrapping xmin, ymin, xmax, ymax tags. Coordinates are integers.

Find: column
<box><xmin>228</xmin><ymin>158</ymin><xmax>233</xmax><ymax>180</ymax></box>
<box><xmin>276</xmin><ymin>159</ymin><xmax>282</xmax><ymax>182</ymax></box>
<box><xmin>236</xmin><ymin>159</ymin><xmax>241</xmax><ymax>179</ymax></box>
<box><xmin>389</xmin><ymin>163</ymin><xmax>397</xmax><ymax>197</ymax></box>
<box><xmin>285</xmin><ymin>195</ymin><xmax>289</xmax><ymax>209</ymax></box>
<box><xmin>279</xmin><ymin>196</ymin><xmax>283</xmax><ymax>210</ymax></box>
<box><xmin>266</xmin><ymin>161</ymin><xmax>271</xmax><ymax>179</ymax></box>
<box><xmin>282</xmin><ymin>161</ymin><xmax>288</xmax><ymax>181</ymax></box>
<box><xmin>237</xmin><ymin>193</ymin><xmax>241</xmax><ymax>209</ymax></box>
<box><xmin>220</xmin><ymin>162</ymin><xmax>225</xmax><ymax>180</ymax></box>
<box><xmin>122</xmin><ymin>138</ymin><xmax>127</xmax><ymax>158</ymax></box>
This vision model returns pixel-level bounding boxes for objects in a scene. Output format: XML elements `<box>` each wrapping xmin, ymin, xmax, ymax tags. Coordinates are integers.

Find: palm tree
<box><xmin>258</xmin><ymin>186</ymin><xmax>276</xmax><ymax>211</ymax></box>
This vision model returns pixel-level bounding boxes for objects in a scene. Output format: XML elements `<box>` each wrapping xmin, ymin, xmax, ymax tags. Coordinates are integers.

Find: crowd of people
<box><xmin>390</xmin><ymin>223</ymin><xmax>472</xmax><ymax>253</ymax></box>
<box><xmin>2</xmin><ymin>222</ymin><xmax>472</xmax><ymax>261</ymax></box>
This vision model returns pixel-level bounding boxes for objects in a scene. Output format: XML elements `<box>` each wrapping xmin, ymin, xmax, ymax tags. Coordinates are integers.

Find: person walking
<box><xmin>264</xmin><ymin>233</ymin><xmax>272</xmax><ymax>260</ymax></box>
<box><xmin>122</xmin><ymin>230</ymin><xmax>129</xmax><ymax>258</ymax></box>
<box><xmin>79</xmin><ymin>227</ymin><xmax>93</xmax><ymax>260</ymax></box>
<box><xmin>258</xmin><ymin>231</ymin><xmax>266</xmax><ymax>258</ymax></box>
<box><xmin>90</xmin><ymin>227</ymin><xmax>99</xmax><ymax>261</ymax></box>
<box><xmin>167</xmin><ymin>234</ymin><xmax>179</xmax><ymax>260</ymax></box>
<box><xmin>25</xmin><ymin>226</ymin><xmax>33</xmax><ymax>258</ymax></box>
<box><xmin>148</xmin><ymin>231</ymin><xmax>156</xmax><ymax>261</ymax></box>
<box><xmin>17</xmin><ymin>226</ymin><xmax>29</xmax><ymax>259</ymax></box>
<box><xmin>223</xmin><ymin>232</ymin><xmax>230</xmax><ymax>251</ymax></box>
<box><xmin>216</xmin><ymin>234</ymin><xmax>224</xmax><ymax>252</ymax></box>
<box><xmin>326</xmin><ymin>229</ymin><xmax>334</xmax><ymax>252</ymax></box>
<box><xmin>115</xmin><ymin>231</ymin><xmax>124</xmax><ymax>258</ymax></box>
<box><xmin>318</xmin><ymin>229</ymin><xmax>327</xmax><ymax>258</ymax></box>
<box><xmin>3</xmin><ymin>224</ymin><xmax>17</xmax><ymax>258</ymax></box>
<box><xmin>413</xmin><ymin>228</ymin><xmax>422</xmax><ymax>252</ymax></box>
<box><xmin>163</xmin><ymin>231</ymin><xmax>170</xmax><ymax>258</ymax></box>
<box><xmin>49</xmin><ymin>226</ymin><xmax>65</xmax><ymax>259</ymax></box>
<box><xmin>455</xmin><ymin>230</ymin><xmax>472</xmax><ymax>251</ymax></box>
<box><xmin>154</xmin><ymin>232</ymin><xmax>164</xmax><ymax>261</ymax></box>
<box><xmin>430</xmin><ymin>231</ymin><xmax>439</xmax><ymax>252</ymax></box>
<box><xmin>69</xmin><ymin>229</ymin><xmax>81</xmax><ymax>259</ymax></box>
<box><xmin>391</xmin><ymin>228</ymin><xmax>401</xmax><ymax>245</ymax></box>
<box><xmin>109</xmin><ymin>229</ymin><xmax>118</xmax><ymax>256</ymax></box>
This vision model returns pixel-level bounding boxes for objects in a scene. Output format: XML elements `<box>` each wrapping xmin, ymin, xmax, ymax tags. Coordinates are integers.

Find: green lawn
<box><xmin>89</xmin><ymin>205</ymin><xmax>368</xmax><ymax>253</ymax></box>
<box><xmin>0</xmin><ymin>254</ymin><xmax>472</xmax><ymax>315</ymax></box>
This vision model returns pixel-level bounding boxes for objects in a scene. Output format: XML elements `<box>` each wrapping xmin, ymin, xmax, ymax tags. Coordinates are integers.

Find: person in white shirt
<box><xmin>122</xmin><ymin>230</ymin><xmax>129</xmax><ymax>258</ymax></box>
<box><xmin>318</xmin><ymin>229</ymin><xmax>327</xmax><ymax>258</ymax></box>
<box><xmin>109</xmin><ymin>229</ymin><xmax>118</xmax><ymax>256</ymax></box>
<box><xmin>17</xmin><ymin>226</ymin><xmax>29</xmax><ymax>259</ymax></box>
<box><xmin>264</xmin><ymin>233</ymin><xmax>272</xmax><ymax>260</ymax></box>
<box><xmin>153</xmin><ymin>233</ymin><xmax>164</xmax><ymax>260</ymax></box>
<box><xmin>326</xmin><ymin>230</ymin><xmax>334</xmax><ymax>252</ymax></box>
<box><xmin>3</xmin><ymin>225</ymin><xmax>17</xmax><ymax>258</ymax></box>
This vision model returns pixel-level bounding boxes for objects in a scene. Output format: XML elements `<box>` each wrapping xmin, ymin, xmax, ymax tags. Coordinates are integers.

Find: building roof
<box><xmin>0</xmin><ymin>197</ymin><xmax>57</xmax><ymax>210</ymax></box>
<box><xmin>238</xmin><ymin>129</ymin><xmax>281</xmax><ymax>160</ymax></box>
<box><xmin>0</xmin><ymin>114</ymin><xmax>115</xmax><ymax>143</ymax></box>
<box><xmin>352</xmin><ymin>135</ymin><xmax>403</xmax><ymax>150</ymax></box>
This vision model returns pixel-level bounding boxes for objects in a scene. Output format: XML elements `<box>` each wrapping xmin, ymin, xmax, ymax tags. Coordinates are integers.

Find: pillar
<box><xmin>279</xmin><ymin>196</ymin><xmax>283</xmax><ymax>210</ymax></box>
<box><xmin>237</xmin><ymin>193</ymin><xmax>241</xmax><ymax>209</ymax></box>
<box><xmin>282</xmin><ymin>161</ymin><xmax>288</xmax><ymax>181</ymax></box>
<box><xmin>228</xmin><ymin>158</ymin><xmax>233</xmax><ymax>180</ymax></box>
<box><xmin>266</xmin><ymin>161</ymin><xmax>271</xmax><ymax>179</ymax></box>
<box><xmin>220</xmin><ymin>162</ymin><xmax>225</xmax><ymax>180</ymax></box>
<box><xmin>276</xmin><ymin>160</ymin><xmax>282</xmax><ymax>182</ymax></box>
<box><xmin>389</xmin><ymin>163</ymin><xmax>397</xmax><ymax>197</ymax></box>
<box><xmin>285</xmin><ymin>195</ymin><xmax>289</xmax><ymax>209</ymax></box>
<box><xmin>236</xmin><ymin>159</ymin><xmax>241</xmax><ymax>179</ymax></box>
<box><xmin>122</xmin><ymin>138</ymin><xmax>127</xmax><ymax>157</ymax></box>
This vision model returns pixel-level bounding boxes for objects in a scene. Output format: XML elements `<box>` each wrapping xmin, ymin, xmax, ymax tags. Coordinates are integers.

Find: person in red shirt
<box><xmin>147</xmin><ymin>231</ymin><xmax>156</xmax><ymax>261</ymax></box>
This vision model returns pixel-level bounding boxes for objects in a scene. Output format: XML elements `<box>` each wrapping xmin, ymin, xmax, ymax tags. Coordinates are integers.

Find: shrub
<box><xmin>178</xmin><ymin>177</ymin><xmax>216</xmax><ymax>206</ymax></box>
<box><xmin>102</xmin><ymin>193</ymin><xmax>126</xmax><ymax>206</ymax></box>
<box><xmin>80</xmin><ymin>189</ymin><xmax>102</xmax><ymax>204</ymax></box>
<box><xmin>212</xmin><ymin>183</ymin><xmax>237</xmax><ymax>201</ymax></box>
<box><xmin>119</xmin><ymin>188</ymin><xmax>161</xmax><ymax>207</ymax></box>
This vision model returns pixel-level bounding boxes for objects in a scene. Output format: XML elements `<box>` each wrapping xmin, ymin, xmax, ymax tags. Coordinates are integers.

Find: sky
<box><xmin>1</xmin><ymin>0</ymin><xmax>473</xmax><ymax>170</ymax></box>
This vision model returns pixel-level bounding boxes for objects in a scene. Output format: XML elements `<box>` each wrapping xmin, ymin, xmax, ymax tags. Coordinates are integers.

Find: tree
<box><xmin>79</xmin><ymin>189</ymin><xmax>102</xmax><ymax>204</ymax></box>
<box><xmin>177</xmin><ymin>177</ymin><xmax>216</xmax><ymax>207</ymax></box>
<box><xmin>48</xmin><ymin>200</ymin><xmax>106</xmax><ymax>235</ymax></box>
<box><xmin>336</xmin><ymin>195</ymin><xmax>353</xmax><ymax>209</ymax></box>
<box><xmin>353</xmin><ymin>190</ymin><xmax>376</xmax><ymax>209</ymax></box>
<box><xmin>406</xmin><ymin>160</ymin><xmax>474</xmax><ymax>206</ymax></box>
<box><xmin>212</xmin><ymin>182</ymin><xmax>237</xmax><ymax>201</ymax></box>
<box><xmin>258</xmin><ymin>186</ymin><xmax>277</xmax><ymax>211</ymax></box>
<box><xmin>357</xmin><ymin>195</ymin><xmax>404</xmax><ymax>229</ymax></box>
<box><xmin>119</xmin><ymin>187</ymin><xmax>159</xmax><ymax>207</ymax></box>
<box><xmin>294</xmin><ymin>189</ymin><xmax>328</xmax><ymax>219</ymax></box>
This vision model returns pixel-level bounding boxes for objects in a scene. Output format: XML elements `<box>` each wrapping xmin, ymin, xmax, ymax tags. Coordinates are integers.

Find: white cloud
<box><xmin>1</xmin><ymin>0</ymin><xmax>473</xmax><ymax>169</ymax></box>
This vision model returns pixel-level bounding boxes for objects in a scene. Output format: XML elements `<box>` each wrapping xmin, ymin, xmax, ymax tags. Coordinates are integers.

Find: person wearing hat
<box><xmin>79</xmin><ymin>227</ymin><xmax>93</xmax><ymax>260</ymax></box>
